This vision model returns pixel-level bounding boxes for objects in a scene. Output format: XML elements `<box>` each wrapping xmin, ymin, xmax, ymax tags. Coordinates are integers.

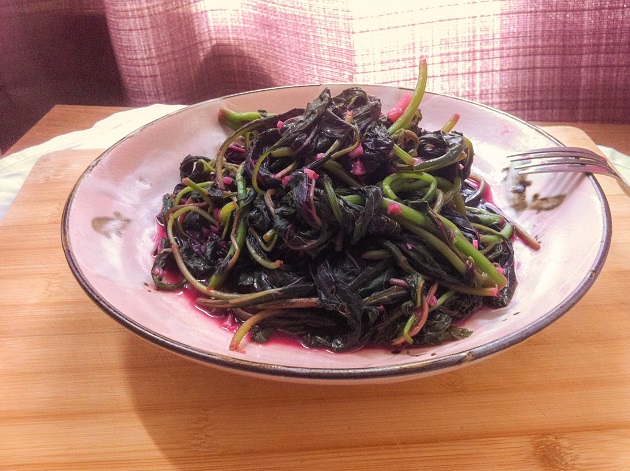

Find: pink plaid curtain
<box><xmin>1</xmin><ymin>0</ymin><xmax>629</xmax><ymax>152</ymax></box>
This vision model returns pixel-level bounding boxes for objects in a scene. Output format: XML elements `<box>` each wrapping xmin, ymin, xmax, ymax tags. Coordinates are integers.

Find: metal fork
<box><xmin>508</xmin><ymin>146</ymin><xmax>630</xmax><ymax>194</ymax></box>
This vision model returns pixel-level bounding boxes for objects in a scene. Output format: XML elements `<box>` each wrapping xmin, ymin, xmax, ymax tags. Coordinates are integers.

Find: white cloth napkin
<box><xmin>1</xmin><ymin>107</ymin><xmax>628</xmax><ymax>221</ymax></box>
<box><xmin>599</xmin><ymin>146</ymin><xmax>630</xmax><ymax>180</ymax></box>
<box><xmin>0</xmin><ymin>104</ymin><xmax>185</xmax><ymax>220</ymax></box>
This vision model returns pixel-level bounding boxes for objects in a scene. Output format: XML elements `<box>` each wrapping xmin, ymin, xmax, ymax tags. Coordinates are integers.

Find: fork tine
<box><xmin>507</xmin><ymin>147</ymin><xmax>604</xmax><ymax>161</ymax></box>
<box><xmin>509</xmin><ymin>152</ymin><xmax>616</xmax><ymax>179</ymax></box>
<box><xmin>511</xmin><ymin>155</ymin><xmax>612</xmax><ymax>170</ymax></box>
<box><xmin>507</xmin><ymin>146</ymin><xmax>600</xmax><ymax>157</ymax></box>
<box><xmin>506</xmin><ymin>146</ymin><xmax>630</xmax><ymax>194</ymax></box>
<box><xmin>507</xmin><ymin>146</ymin><xmax>614</xmax><ymax>174</ymax></box>
<box><xmin>511</xmin><ymin>164</ymin><xmax>615</xmax><ymax>177</ymax></box>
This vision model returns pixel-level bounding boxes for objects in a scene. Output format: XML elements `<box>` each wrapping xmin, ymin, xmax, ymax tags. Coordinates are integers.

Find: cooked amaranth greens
<box><xmin>151</xmin><ymin>60</ymin><xmax>534</xmax><ymax>352</ymax></box>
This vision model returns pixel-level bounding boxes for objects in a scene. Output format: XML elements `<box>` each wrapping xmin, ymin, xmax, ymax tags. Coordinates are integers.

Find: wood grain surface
<box><xmin>1</xmin><ymin>126</ymin><xmax>629</xmax><ymax>470</ymax></box>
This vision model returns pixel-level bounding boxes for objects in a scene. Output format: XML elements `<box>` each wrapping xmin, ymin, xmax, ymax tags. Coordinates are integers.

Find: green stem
<box><xmin>322</xmin><ymin>175</ymin><xmax>345</xmax><ymax>226</ymax></box>
<box><xmin>245</xmin><ymin>235</ymin><xmax>283</xmax><ymax>269</ymax></box>
<box><xmin>452</xmin><ymin>180</ymin><xmax>467</xmax><ymax>214</ymax></box>
<box><xmin>174</xmin><ymin>181</ymin><xmax>215</xmax><ymax>206</ymax></box>
<box><xmin>391</xmin><ymin>144</ymin><xmax>417</xmax><ymax>166</ymax></box>
<box><xmin>207</xmin><ymin>214</ymin><xmax>247</xmax><ymax>289</ymax></box>
<box><xmin>429</xmin><ymin>289</ymin><xmax>455</xmax><ymax>312</ymax></box>
<box><xmin>388</xmin><ymin>58</ymin><xmax>428</xmax><ymax>135</ymax></box>
<box><xmin>441</xmin><ymin>113</ymin><xmax>460</xmax><ymax>132</ymax></box>
<box><xmin>218</xmin><ymin>108</ymin><xmax>268</xmax><ymax>130</ymax></box>
<box><xmin>196</xmin><ymin>281</ymin><xmax>313</xmax><ymax>308</ymax></box>
<box><xmin>170</xmin><ymin>244</ymin><xmax>242</xmax><ymax>298</ymax></box>
<box><xmin>381</xmin><ymin>197</ymin><xmax>507</xmax><ymax>289</ymax></box>
<box><xmin>383</xmin><ymin>240</ymin><xmax>417</xmax><ymax>275</ymax></box>
<box><xmin>250</xmin><ymin>227</ymin><xmax>277</xmax><ymax>252</ymax></box>
<box><xmin>251</xmin><ymin>148</ymin><xmax>273</xmax><ymax>195</ymax></box>
<box><xmin>216</xmin><ymin>117</ymin><xmax>274</xmax><ymax>190</ymax></box>
<box><xmin>197</xmin><ymin>288</ymin><xmax>289</xmax><ymax>308</ymax></box>
<box><xmin>229</xmin><ymin>309</ymin><xmax>283</xmax><ymax>351</ymax></box>
<box><xmin>411</xmin><ymin>140</ymin><xmax>466</xmax><ymax>173</ymax></box>
<box><xmin>361</xmin><ymin>249</ymin><xmax>391</xmax><ymax>260</ymax></box>
<box><xmin>219</xmin><ymin>201</ymin><xmax>238</xmax><ymax>227</ymax></box>
<box><xmin>252</xmin><ymin>298</ymin><xmax>320</xmax><ymax>310</ymax></box>
<box><xmin>322</xmin><ymin>160</ymin><xmax>362</xmax><ymax>187</ymax></box>
<box><xmin>466</xmin><ymin>207</ymin><xmax>504</xmax><ymax>226</ymax></box>
<box><xmin>382</xmin><ymin>172</ymin><xmax>437</xmax><ymax>202</ymax></box>
<box><xmin>394</xmin><ymin>217</ymin><xmax>469</xmax><ymax>276</ymax></box>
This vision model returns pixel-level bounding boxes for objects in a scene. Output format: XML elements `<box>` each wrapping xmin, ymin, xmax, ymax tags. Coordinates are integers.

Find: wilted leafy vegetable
<box><xmin>152</xmin><ymin>59</ymin><xmax>535</xmax><ymax>353</ymax></box>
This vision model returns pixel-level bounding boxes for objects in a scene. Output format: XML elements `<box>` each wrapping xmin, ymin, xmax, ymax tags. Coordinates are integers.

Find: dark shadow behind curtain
<box><xmin>0</xmin><ymin>2</ymin><xmax>124</xmax><ymax>153</ymax></box>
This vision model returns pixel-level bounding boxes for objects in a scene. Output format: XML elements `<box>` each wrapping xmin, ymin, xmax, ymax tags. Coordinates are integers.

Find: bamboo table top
<box><xmin>1</xmin><ymin>106</ymin><xmax>629</xmax><ymax>470</ymax></box>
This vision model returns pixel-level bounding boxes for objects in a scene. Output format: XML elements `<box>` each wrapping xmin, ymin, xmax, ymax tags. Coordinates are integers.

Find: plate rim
<box><xmin>61</xmin><ymin>84</ymin><xmax>613</xmax><ymax>382</ymax></box>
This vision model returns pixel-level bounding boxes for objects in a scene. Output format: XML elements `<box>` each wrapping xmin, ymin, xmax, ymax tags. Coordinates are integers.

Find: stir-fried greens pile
<box><xmin>152</xmin><ymin>60</ymin><xmax>532</xmax><ymax>352</ymax></box>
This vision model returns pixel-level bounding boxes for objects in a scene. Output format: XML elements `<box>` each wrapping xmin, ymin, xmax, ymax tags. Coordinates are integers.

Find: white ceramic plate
<box><xmin>61</xmin><ymin>85</ymin><xmax>611</xmax><ymax>383</ymax></box>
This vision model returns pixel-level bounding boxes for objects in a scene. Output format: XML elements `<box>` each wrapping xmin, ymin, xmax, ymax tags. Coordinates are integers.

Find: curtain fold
<box><xmin>2</xmin><ymin>0</ymin><xmax>629</xmax><ymax>153</ymax></box>
<box><xmin>100</xmin><ymin>0</ymin><xmax>630</xmax><ymax>123</ymax></box>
